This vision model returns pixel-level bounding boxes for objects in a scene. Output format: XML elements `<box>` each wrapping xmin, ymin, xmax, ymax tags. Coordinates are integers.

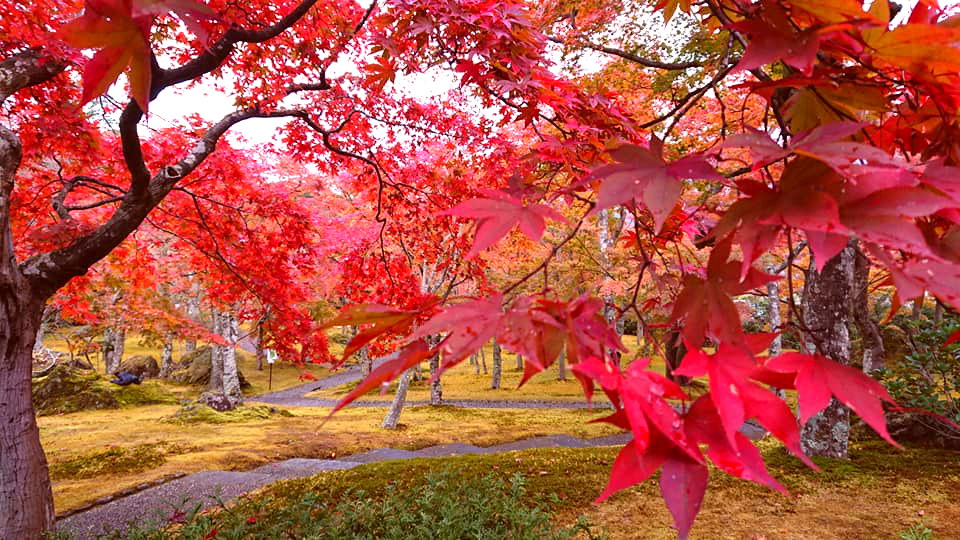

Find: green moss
<box><xmin>162</xmin><ymin>403</ymin><xmax>294</xmax><ymax>425</ymax></box>
<box><xmin>33</xmin><ymin>366</ymin><xmax>177</xmax><ymax>416</ymax></box>
<box><xmin>49</xmin><ymin>443</ymin><xmax>187</xmax><ymax>480</ymax></box>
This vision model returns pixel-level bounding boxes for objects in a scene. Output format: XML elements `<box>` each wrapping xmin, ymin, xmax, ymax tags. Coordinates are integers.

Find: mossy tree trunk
<box><xmin>800</xmin><ymin>244</ymin><xmax>855</xmax><ymax>459</ymax></box>
<box><xmin>491</xmin><ymin>340</ymin><xmax>502</xmax><ymax>389</ymax></box>
<box><xmin>160</xmin><ymin>335</ymin><xmax>174</xmax><ymax>378</ymax></box>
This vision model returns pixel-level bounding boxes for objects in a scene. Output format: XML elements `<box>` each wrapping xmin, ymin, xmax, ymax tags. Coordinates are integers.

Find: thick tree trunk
<box><xmin>221</xmin><ymin>313</ymin><xmax>242</xmax><ymax>406</ymax></box>
<box><xmin>382</xmin><ymin>368</ymin><xmax>414</xmax><ymax>429</ymax></box>
<box><xmin>0</xmin><ymin>298</ymin><xmax>54</xmax><ymax>538</ymax></box>
<box><xmin>491</xmin><ymin>340</ymin><xmax>502</xmax><ymax>389</ymax></box>
<box><xmin>160</xmin><ymin>335</ymin><xmax>174</xmax><ymax>378</ymax></box>
<box><xmin>852</xmin><ymin>245</ymin><xmax>884</xmax><ymax>374</ymax></box>
<box><xmin>800</xmin><ymin>244</ymin><xmax>855</xmax><ymax>458</ymax></box>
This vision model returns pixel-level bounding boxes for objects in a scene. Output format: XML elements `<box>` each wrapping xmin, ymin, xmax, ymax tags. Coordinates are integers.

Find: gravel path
<box><xmin>248</xmin><ymin>360</ymin><xmax>612</xmax><ymax>411</ymax></box>
<box><xmin>57</xmin><ymin>433</ymin><xmax>633</xmax><ymax>539</ymax></box>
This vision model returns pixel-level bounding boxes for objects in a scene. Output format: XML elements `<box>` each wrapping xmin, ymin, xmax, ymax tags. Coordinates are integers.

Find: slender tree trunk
<box><xmin>429</xmin><ymin>344</ymin><xmax>442</xmax><ymax>405</ymax></box>
<box><xmin>934</xmin><ymin>299</ymin><xmax>944</xmax><ymax>330</ymax></box>
<box><xmin>557</xmin><ymin>348</ymin><xmax>567</xmax><ymax>381</ymax></box>
<box><xmin>184</xmin><ymin>283</ymin><xmax>201</xmax><ymax>354</ymax></box>
<box><xmin>515</xmin><ymin>352</ymin><xmax>523</xmax><ymax>371</ymax></box>
<box><xmin>160</xmin><ymin>335</ymin><xmax>174</xmax><ymax>378</ymax></box>
<box><xmin>255</xmin><ymin>321</ymin><xmax>265</xmax><ymax>371</ymax></box>
<box><xmin>382</xmin><ymin>368</ymin><xmax>414</xmax><ymax>429</ymax></box>
<box><xmin>912</xmin><ymin>291</ymin><xmax>925</xmax><ymax>320</ymax></box>
<box><xmin>480</xmin><ymin>346</ymin><xmax>487</xmax><ymax>374</ymax></box>
<box><xmin>767</xmin><ymin>275</ymin><xmax>783</xmax><ymax>356</ymax></box>
<box><xmin>852</xmin><ymin>245</ymin><xmax>884</xmax><ymax>374</ymax></box>
<box><xmin>209</xmin><ymin>312</ymin><xmax>224</xmax><ymax>393</ymax></box>
<box><xmin>491</xmin><ymin>340</ymin><xmax>502</xmax><ymax>389</ymax></box>
<box><xmin>800</xmin><ymin>244</ymin><xmax>855</xmax><ymax>458</ymax></box>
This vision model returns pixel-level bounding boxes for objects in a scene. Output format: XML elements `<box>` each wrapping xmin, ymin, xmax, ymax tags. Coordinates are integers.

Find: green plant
<box><xmin>899</xmin><ymin>522</ymin><xmax>934</xmax><ymax>540</ymax></box>
<box><xmin>882</xmin><ymin>315</ymin><xmax>960</xmax><ymax>429</ymax></box>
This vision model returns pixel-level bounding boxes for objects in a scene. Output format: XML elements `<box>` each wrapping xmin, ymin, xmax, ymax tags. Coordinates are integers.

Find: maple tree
<box><xmin>4</xmin><ymin>0</ymin><xmax>960</xmax><ymax>538</ymax></box>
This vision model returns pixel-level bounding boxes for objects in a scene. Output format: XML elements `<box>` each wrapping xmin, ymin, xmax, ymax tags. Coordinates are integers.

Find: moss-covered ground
<box><xmin>40</xmin><ymin>402</ymin><xmax>619</xmax><ymax>513</ymax></box>
<box><xmin>201</xmin><ymin>440</ymin><xmax>960</xmax><ymax>539</ymax></box>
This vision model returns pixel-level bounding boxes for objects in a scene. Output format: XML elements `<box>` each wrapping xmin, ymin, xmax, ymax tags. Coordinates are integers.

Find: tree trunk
<box><xmin>480</xmin><ymin>346</ymin><xmax>487</xmax><ymax>374</ymax></box>
<box><xmin>429</xmin><ymin>345</ymin><xmax>442</xmax><ymax>405</ymax></box>
<box><xmin>255</xmin><ymin>321</ymin><xmax>265</xmax><ymax>371</ymax></box>
<box><xmin>557</xmin><ymin>348</ymin><xmax>567</xmax><ymax>381</ymax></box>
<box><xmin>382</xmin><ymin>368</ymin><xmax>414</xmax><ymax>429</ymax></box>
<box><xmin>664</xmin><ymin>329</ymin><xmax>689</xmax><ymax>385</ymax></box>
<box><xmin>515</xmin><ymin>352</ymin><xmax>523</xmax><ymax>371</ymax></box>
<box><xmin>2</xmin><ymin>124</ymin><xmax>56</xmax><ymax>534</ymax></box>
<box><xmin>359</xmin><ymin>345</ymin><xmax>372</xmax><ymax>377</ymax></box>
<box><xmin>912</xmin><ymin>291</ymin><xmax>925</xmax><ymax>320</ymax></box>
<box><xmin>209</xmin><ymin>312</ymin><xmax>224</xmax><ymax>393</ymax></box>
<box><xmin>0</xmin><ymin>298</ymin><xmax>54</xmax><ymax>538</ymax></box>
<box><xmin>767</xmin><ymin>275</ymin><xmax>783</xmax><ymax>356</ymax></box>
<box><xmin>800</xmin><ymin>244</ymin><xmax>855</xmax><ymax>458</ymax></box>
<box><xmin>491</xmin><ymin>340</ymin><xmax>502</xmax><ymax>389</ymax></box>
<box><xmin>852</xmin><ymin>245</ymin><xmax>884</xmax><ymax>374</ymax></box>
<box><xmin>104</xmin><ymin>327</ymin><xmax>125</xmax><ymax>374</ymax></box>
<box><xmin>934</xmin><ymin>299</ymin><xmax>944</xmax><ymax>330</ymax></box>
<box><xmin>221</xmin><ymin>313</ymin><xmax>242</xmax><ymax>407</ymax></box>
<box><xmin>160</xmin><ymin>335</ymin><xmax>174</xmax><ymax>378</ymax></box>
<box><xmin>184</xmin><ymin>284</ymin><xmax>201</xmax><ymax>354</ymax></box>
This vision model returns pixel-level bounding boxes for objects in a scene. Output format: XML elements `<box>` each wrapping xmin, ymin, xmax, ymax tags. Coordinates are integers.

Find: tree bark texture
<box><xmin>852</xmin><ymin>245</ymin><xmax>884</xmax><ymax>374</ymax></box>
<box><xmin>1</xmin><ymin>91</ymin><xmax>59</xmax><ymax>536</ymax></box>
<box><xmin>359</xmin><ymin>344</ymin><xmax>372</xmax><ymax>377</ymax></box>
<box><xmin>800</xmin><ymin>244</ymin><xmax>855</xmax><ymax>458</ymax></box>
<box><xmin>429</xmin><ymin>345</ymin><xmax>442</xmax><ymax>405</ymax></box>
<box><xmin>382</xmin><ymin>368</ymin><xmax>414</xmax><ymax>429</ymax></box>
<box><xmin>255</xmin><ymin>321</ymin><xmax>265</xmax><ymax>371</ymax></box>
<box><xmin>491</xmin><ymin>339</ymin><xmax>502</xmax><ymax>389</ymax></box>
<box><xmin>160</xmin><ymin>335</ymin><xmax>174</xmax><ymax>378</ymax></box>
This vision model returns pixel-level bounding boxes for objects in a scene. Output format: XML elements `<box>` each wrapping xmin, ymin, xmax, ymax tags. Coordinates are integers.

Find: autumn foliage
<box><xmin>4</xmin><ymin>0</ymin><xmax>960</xmax><ymax>537</ymax></box>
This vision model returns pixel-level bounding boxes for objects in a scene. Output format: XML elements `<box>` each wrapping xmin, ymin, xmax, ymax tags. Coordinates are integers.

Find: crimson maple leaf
<box><xmin>764</xmin><ymin>352</ymin><xmax>900</xmax><ymax>446</ymax></box>
<box><xmin>588</xmin><ymin>141</ymin><xmax>722</xmax><ymax>232</ymax></box>
<box><xmin>441</xmin><ymin>188</ymin><xmax>566</xmax><ymax>258</ymax></box>
<box><xmin>327</xmin><ymin>340</ymin><xmax>435</xmax><ymax>416</ymax></box>
<box><xmin>321</xmin><ymin>302</ymin><xmax>436</xmax><ymax>363</ymax></box>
